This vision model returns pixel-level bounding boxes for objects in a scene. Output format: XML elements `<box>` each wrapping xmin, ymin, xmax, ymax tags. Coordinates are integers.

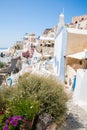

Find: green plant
<box><xmin>8</xmin><ymin>97</ymin><xmax>40</xmax><ymax>120</ymax></box>
<box><xmin>17</xmin><ymin>73</ymin><xmax>68</xmax><ymax>124</ymax></box>
<box><xmin>0</xmin><ymin>62</ymin><xmax>4</xmax><ymax>68</ymax></box>
<box><xmin>0</xmin><ymin>97</ymin><xmax>39</xmax><ymax>130</ymax></box>
<box><xmin>0</xmin><ymin>86</ymin><xmax>19</xmax><ymax>100</ymax></box>
<box><xmin>0</xmin><ymin>96</ymin><xmax>7</xmax><ymax>129</ymax></box>
<box><xmin>0</xmin><ymin>96</ymin><xmax>6</xmax><ymax>113</ymax></box>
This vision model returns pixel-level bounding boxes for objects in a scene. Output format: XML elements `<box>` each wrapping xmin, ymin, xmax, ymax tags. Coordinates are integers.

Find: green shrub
<box><xmin>0</xmin><ymin>62</ymin><xmax>4</xmax><ymax>68</ymax></box>
<box><xmin>0</xmin><ymin>95</ymin><xmax>6</xmax><ymax>112</ymax></box>
<box><xmin>7</xmin><ymin>97</ymin><xmax>40</xmax><ymax>120</ymax></box>
<box><xmin>0</xmin><ymin>86</ymin><xmax>19</xmax><ymax>99</ymax></box>
<box><xmin>0</xmin><ymin>87</ymin><xmax>40</xmax><ymax>129</ymax></box>
<box><xmin>17</xmin><ymin>73</ymin><xmax>68</xmax><ymax>124</ymax></box>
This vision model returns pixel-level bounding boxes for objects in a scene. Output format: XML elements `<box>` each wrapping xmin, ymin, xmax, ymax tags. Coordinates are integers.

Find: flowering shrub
<box><xmin>18</xmin><ymin>73</ymin><xmax>68</xmax><ymax>124</ymax></box>
<box><xmin>3</xmin><ymin>115</ymin><xmax>26</xmax><ymax>130</ymax></box>
<box><xmin>0</xmin><ymin>97</ymin><xmax>40</xmax><ymax>130</ymax></box>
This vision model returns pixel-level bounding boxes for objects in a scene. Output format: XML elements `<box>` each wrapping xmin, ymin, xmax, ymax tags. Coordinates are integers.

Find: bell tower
<box><xmin>58</xmin><ymin>13</ymin><xmax>64</xmax><ymax>27</ymax></box>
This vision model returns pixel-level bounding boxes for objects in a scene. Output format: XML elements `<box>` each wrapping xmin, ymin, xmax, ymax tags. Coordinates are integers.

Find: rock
<box><xmin>46</xmin><ymin>123</ymin><xmax>57</xmax><ymax>130</ymax></box>
<box><xmin>36</xmin><ymin>113</ymin><xmax>53</xmax><ymax>130</ymax></box>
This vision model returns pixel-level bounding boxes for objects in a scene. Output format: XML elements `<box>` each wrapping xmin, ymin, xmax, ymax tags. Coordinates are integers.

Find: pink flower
<box><xmin>3</xmin><ymin>125</ymin><xmax>8</xmax><ymax>130</ymax></box>
<box><xmin>24</xmin><ymin>117</ymin><xmax>26</xmax><ymax>124</ymax></box>
<box><xmin>6</xmin><ymin>120</ymin><xmax>9</xmax><ymax>125</ymax></box>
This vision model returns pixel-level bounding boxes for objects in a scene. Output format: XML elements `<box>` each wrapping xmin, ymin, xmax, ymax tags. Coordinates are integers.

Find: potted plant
<box><xmin>3</xmin><ymin>97</ymin><xmax>40</xmax><ymax>130</ymax></box>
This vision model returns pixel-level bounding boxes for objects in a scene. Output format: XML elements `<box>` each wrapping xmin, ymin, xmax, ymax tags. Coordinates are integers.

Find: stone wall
<box><xmin>66</xmin><ymin>32</ymin><xmax>87</xmax><ymax>55</ymax></box>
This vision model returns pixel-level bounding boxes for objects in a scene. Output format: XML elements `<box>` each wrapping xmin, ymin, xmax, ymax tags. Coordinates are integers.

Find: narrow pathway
<box><xmin>58</xmin><ymin>100</ymin><xmax>87</xmax><ymax>130</ymax></box>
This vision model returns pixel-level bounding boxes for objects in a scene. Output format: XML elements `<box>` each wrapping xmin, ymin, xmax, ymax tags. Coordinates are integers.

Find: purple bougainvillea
<box><xmin>3</xmin><ymin>115</ymin><xmax>26</xmax><ymax>130</ymax></box>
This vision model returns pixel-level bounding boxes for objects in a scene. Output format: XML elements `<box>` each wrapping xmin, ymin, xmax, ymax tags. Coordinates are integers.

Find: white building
<box><xmin>54</xmin><ymin>13</ymin><xmax>67</xmax><ymax>81</ymax></box>
<box><xmin>39</xmin><ymin>28</ymin><xmax>55</xmax><ymax>47</ymax></box>
<box><xmin>54</xmin><ymin>13</ymin><xmax>87</xmax><ymax>82</ymax></box>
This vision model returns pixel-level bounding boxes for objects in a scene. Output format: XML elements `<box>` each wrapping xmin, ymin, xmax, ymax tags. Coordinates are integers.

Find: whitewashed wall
<box><xmin>73</xmin><ymin>69</ymin><xmax>87</xmax><ymax>112</ymax></box>
<box><xmin>54</xmin><ymin>27</ymin><xmax>67</xmax><ymax>81</ymax></box>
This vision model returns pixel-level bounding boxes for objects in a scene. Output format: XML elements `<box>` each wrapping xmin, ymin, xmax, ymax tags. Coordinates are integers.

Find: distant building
<box><xmin>72</xmin><ymin>15</ymin><xmax>87</xmax><ymax>24</ymax></box>
<box><xmin>43</xmin><ymin>28</ymin><xmax>53</xmax><ymax>35</ymax></box>
<box><xmin>14</xmin><ymin>41</ymin><xmax>23</xmax><ymax>50</ymax></box>
<box><xmin>67</xmin><ymin>14</ymin><xmax>87</xmax><ymax>30</ymax></box>
<box><xmin>23</xmin><ymin>33</ymin><xmax>36</xmax><ymax>49</ymax></box>
<box><xmin>39</xmin><ymin>28</ymin><xmax>55</xmax><ymax>47</ymax></box>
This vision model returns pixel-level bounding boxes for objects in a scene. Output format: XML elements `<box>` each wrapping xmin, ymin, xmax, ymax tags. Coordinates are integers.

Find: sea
<box><xmin>0</xmin><ymin>48</ymin><xmax>9</xmax><ymax>52</ymax></box>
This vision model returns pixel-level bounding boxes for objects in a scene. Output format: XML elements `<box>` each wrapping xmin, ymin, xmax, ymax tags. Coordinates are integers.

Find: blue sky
<box><xmin>0</xmin><ymin>0</ymin><xmax>87</xmax><ymax>48</ymax></box>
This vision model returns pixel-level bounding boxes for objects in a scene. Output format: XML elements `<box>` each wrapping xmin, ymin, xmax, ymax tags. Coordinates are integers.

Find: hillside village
<box><xmin>0</xmin><ymin>13</ymin><xmax>87</xmax><ymax>129</ymax></box>
<box><xmin>1</xmin><ymin>13</ymin><xmax>87</xmax><ymax>108</ymax></box>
